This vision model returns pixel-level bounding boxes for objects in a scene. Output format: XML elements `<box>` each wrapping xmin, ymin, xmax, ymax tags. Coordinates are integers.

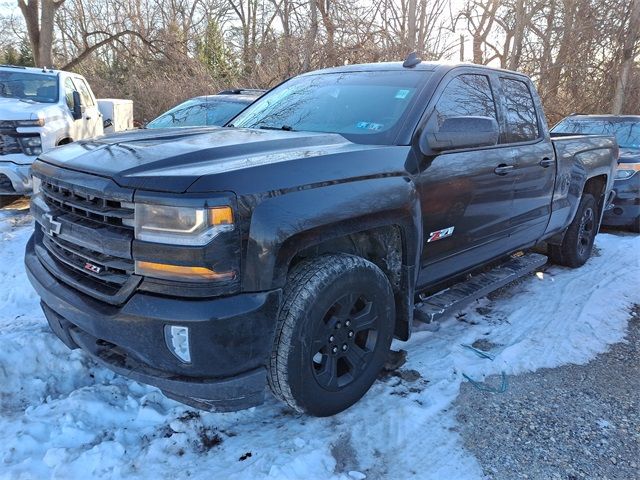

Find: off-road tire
<box><xmin>268</xmin><ymin>254</ymin><xmax>395</xmax><ymax>416</ymax></box>
<box><xmin>548</xmin><ymin>193</ymin><xmax>598</xmax><ymax>268</ymax></box>
<box><xmin>0</xmin><ymin>195</ymin><xmax>20</xmax><ymax>208</ymax></box>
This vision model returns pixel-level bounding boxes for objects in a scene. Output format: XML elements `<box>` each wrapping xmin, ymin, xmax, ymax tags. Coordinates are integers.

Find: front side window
<box><xmin>72</xmin><ymin>77</ymin><xmax>95</xmax><ymax>107</ymax></box>
<box><xmin>434</xmin><ymin>74</ymin><xmax>497</xmax><ymax>125</ymax></box>
<box><xmin>231</xmin><ymin>71</ymin><xmax>430</xmax><ymax>145</ymax></box>
<box><xmin>64</xmin><ymin>78</ymin><xmax>77</xmax><ymax>110</ymax></box>
<box><xmin>0</xmin><ymin>71</ymin><xmax>59</xmax><ymax>103</ymax></box>
<box><xmin>502</xmin><ymin>78</ymin><xmax>539</xmax><ymax>143</ymax></box>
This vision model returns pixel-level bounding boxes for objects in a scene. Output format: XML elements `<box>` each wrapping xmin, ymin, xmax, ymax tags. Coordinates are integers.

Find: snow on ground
<box><xmin>1</xmin><ymin>204</ymin><xmax>638</xmax><ymax>480</ymax></box>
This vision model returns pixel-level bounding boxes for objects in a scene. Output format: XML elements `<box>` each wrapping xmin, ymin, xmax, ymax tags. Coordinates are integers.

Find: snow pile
<box><xmin>1</xmin><ymin>206</ymin><xmax>638</xmax><ymax>479</ymax></box>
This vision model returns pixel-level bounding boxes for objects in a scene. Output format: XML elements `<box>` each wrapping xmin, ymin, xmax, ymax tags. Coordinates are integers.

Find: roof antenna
<box><xmin>403</xmin><ymin>52</ymin><xmax>422</xmax><ymax>68</ymax></box>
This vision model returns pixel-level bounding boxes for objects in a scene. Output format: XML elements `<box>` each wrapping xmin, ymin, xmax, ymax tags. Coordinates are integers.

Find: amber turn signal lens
<box><xmin>209</xmin><ymin>206</ymin><xmax>233</xmax><ymax>225</ymax></box>
<box><xmin>135</xmin><ymin>261</ymin><xmax>235</xmax><ymax>282</ymax></box>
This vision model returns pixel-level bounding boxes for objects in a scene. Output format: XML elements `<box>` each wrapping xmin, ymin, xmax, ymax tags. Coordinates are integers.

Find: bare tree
<box><xmin>18</xmin><ymin>0</ymin><xmax>66</xmax><ymax>67</ymax></box>
<box><xmin>612</xmin><ymin>0</ymin><xmax>640</xmax><ymax>113</ymax></box>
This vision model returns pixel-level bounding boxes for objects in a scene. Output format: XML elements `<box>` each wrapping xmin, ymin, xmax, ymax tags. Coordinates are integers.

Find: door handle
<box><xmin>539</xmin><ymin>157</ymin><xmax>554</xmax><ymax>168</ymax></box>
<box><xmin>494</xmin><ymin>164</ymin><xmax>514</xmax><ymax>175</ymax></box>
<box><xmin>85</xmin><ymin>116</ymin><xmax>92</xmax><ymax>120</ymax></box>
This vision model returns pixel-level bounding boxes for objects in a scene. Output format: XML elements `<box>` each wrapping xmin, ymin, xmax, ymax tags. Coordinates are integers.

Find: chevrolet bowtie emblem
<box><xmin>43</xmin><ymin>213</ymin><xmax>62</xmax><ymax>236</ymax></box>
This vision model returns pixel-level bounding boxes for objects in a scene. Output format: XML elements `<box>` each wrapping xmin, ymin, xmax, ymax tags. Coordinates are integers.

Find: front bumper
<box><xmin>602</xmin><ymin>176</ymin><xmax>639</xmax><ymax>230</ymax></box>
<box><xmin>25</xmin><ymin>235</ymin><xmax>282</xmax><ymax>411</ymax></box>
<box><xmin>0</xmin><ymin>158</ymin><xmax>33</xmax><ymax>195</ymax></box>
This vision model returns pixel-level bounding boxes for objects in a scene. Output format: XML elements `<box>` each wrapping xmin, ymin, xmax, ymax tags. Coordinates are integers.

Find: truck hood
<box><xmin>618</xmin><ymin>147</ymin><xmax>640</xmax><ymax>164</ymax></box>
<box><xmin>0</xmin><ymin>97</ymin><xmax>53</xmax><ymax>121</ymax></box>
<box><xmin>38</xmin><ymin>127</ymin><xmax>399</xmax><ymax>193</ymax></box>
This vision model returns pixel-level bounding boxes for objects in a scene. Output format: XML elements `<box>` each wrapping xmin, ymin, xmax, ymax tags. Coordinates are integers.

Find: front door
<box><xmin>72</xmin><ymin>77</ymin><xmax>102</xmax><ymax>138</ymax></box>
<box><xmin>416</xmin><ymin>71</ymin><xmax>516</xmax><ymax>288</ymax></box>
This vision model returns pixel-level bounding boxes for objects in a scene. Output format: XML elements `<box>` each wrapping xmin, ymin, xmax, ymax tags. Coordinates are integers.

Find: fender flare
<box><xmin>242</xmin><ymin>176</ymin><xmax>422</xmax><ymax>293</ymax></box>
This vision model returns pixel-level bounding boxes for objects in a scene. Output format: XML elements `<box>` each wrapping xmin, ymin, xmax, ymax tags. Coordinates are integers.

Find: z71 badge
<box><xmin>427</xmin><ymin>226</ymin><xmax>455</xmax><ymax>243</ymax></box>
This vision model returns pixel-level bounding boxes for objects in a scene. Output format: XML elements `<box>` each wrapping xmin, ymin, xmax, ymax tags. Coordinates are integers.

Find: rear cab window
<box><xmin>500</xmin><ymin>77</ymin><xmax>540</xmax><ymax>143</ymax></box>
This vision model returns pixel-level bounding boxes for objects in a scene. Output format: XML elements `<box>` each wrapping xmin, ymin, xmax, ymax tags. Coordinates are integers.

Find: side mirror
<box><xmin>421</xmin><ymin>116</ymin><xmax>499</xmax><ymax>152</ymax></box>
<box><xmin>103</xmin><ymin>118</ymin><xmax>113</xmax><ymax>130</ymax></box>
<box><xmin>72</xmin><ymin>91</ymin><xmax>83</xmax><ymax>120</ymax></box>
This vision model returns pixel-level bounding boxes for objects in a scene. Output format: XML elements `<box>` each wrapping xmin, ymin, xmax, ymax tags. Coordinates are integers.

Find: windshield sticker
<box><xmin>356</xmin><ymin>121</ymin><xmax>383</xmax><ymax>131</ymax></box>
<box><xmin>395</xmin><ymin>89</ymin><xmax>410</xmax><ymax>99</ymax></box>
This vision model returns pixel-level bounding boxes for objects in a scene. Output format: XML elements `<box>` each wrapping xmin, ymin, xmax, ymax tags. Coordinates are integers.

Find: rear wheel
<box><xmin>268</xmin><ymin>254</ymin><xmax>395</xmax><ymax>416</ymax></box>
<box><xmin>548</xmin><ymin>193</ymin><xmax>598</xmax><ymax>268</ymax></box>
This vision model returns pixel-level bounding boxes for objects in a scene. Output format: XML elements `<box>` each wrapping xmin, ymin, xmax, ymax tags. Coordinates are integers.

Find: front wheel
<box><xmin>268</xmin><ymin>254</ymin><xmax>395</xmax><ymax>416</ymax></box>
<box><xmin>548</xmin><ymin>193</ymin><xmax>598</xmax><ymax>268</ymax></box>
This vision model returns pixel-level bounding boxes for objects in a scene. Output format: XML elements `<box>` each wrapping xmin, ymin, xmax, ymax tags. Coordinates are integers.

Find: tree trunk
<box><xmin>612</xmin><ymin>0</ymin><xmax>640</xmax><ymax>114</ymax></box>
<box><xmin>318</xmin><ymin>0</ymin><xmax>336</xmax><ymax>66</ymax></box>
<box><xmin>507</xmin><ymin>0</ymin><xmax>526</xmax><ymax>71</ymax></box>
<box><xmin>18</xmin><ymin>0</ymin><xmax>66</xmax><ymax>68</ymax></box>
<box><xmin>303</xmin><ymin>0</ymin><xmax>319</xmax><ymax>71</ymax></box>
<box><xmin>407</xmin><ymin>0</ymin><xmax>417</xmax><ymax>52</ymax></box>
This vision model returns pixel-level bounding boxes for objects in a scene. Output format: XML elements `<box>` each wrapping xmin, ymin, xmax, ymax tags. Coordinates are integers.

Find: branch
<box><xmin>61</xmin><ymin>30</ymin><xmax>158</xmax><ymax>70</ymax></box>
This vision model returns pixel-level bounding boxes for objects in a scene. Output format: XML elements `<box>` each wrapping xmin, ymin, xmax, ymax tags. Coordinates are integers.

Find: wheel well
<box><xmin>291</xmin><ymin>225</ymin><xmax>403</xmax><ymax>290</ymax></box>
<box><xmin>289</xmin><ymin>225</ymin><xmax>412</xmax><ymax>340</ymax></box>
<box><xmin>583</xmin><ymin>174</ymin><xmax>608</xmax><ymax>220</ymax></box>
<box><xmin>57</xmin><ymin>137</ymin><xmax>73</xmax><ymax>146</ymax></box>
<box><xmin>583</xmin><ymin>174</ymin><xmax>607</xmax><ymax>198</ymax></box>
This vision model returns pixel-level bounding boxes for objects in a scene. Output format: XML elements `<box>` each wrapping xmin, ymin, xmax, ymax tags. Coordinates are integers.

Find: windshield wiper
<box><xmin>258</xmin><ymin>124</ymin><xmax>295</xmax><ymax>131</ymax></box>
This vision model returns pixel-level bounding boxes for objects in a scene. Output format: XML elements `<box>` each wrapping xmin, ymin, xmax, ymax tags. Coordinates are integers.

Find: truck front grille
<box><xmin>33</xmin><ymin>173</ymin><xmax>140</xmax><ymax>304</ymax></box>
<box><xmin>0</xmin><ymin>134</ymin><xmax>22</xmax><ymax>155</ymax></box>
<box><xmin>41</xmin><ymin>178</ymin><xmax>134</xmax><ymax>229</ymax></box>
<box><xmin>0</xmin><ymin>121</ymin><xmax>22</xmax><ymax>155</ymax></box>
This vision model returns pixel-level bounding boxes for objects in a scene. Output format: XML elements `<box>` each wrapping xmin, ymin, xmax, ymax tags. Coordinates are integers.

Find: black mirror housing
<box><xmin>103</xmin><ymin>118</ymin><xmax>113</xmax><ymax>130</ymax></box>
<box><xmin>421</xmin><ymin>116</ymin><xmax>499</xmax><ymax>153</ymax></box>
<box><xmin>72</xmin><ymin>91</ymin><xmax>83</xmax><ymax>120</ymax></box>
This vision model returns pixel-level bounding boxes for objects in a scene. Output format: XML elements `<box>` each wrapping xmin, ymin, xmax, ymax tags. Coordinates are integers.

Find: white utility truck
<box><xmin>0</xmin><ymin>65</ymin><xmax>133</xmax><ymax>206</ymax></box>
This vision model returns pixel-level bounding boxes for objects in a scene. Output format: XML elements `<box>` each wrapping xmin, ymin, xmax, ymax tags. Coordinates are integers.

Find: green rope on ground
<box><xmin>460</xmin><ymin>343</ymin><xmax>496</xmax><ymax>360</ymax></box>
<box><xmin>462</xmin><ymin>371</ymin><xmax>509</xmax><ymax>394</ymax></box>
<box><xmin>460</xmin><ymin>343</ymin><xmax>508</xmax><ymax>393</ymax></box>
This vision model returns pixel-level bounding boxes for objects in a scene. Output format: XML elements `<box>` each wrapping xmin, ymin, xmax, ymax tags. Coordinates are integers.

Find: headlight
<box><xmin>615</xmin><ymin>167</ymin><xmax>637</xmax><ymax>180</ymax></box>
<box><xmin>19</xmin><ymin>135</ymin><xmax>42</xmax><ymax>156</ymax></box>
<box><xmin>16</xmin><ymin>118</ymin><xmax>45</xmax><ymax>127</ymax></box>
<box><xmin>134</xmin><ymin>204</ymin><xmax>234</xmax><ymax>246</ymax></box>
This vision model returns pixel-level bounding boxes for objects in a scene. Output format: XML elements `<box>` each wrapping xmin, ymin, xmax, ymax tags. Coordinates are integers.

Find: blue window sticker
<box><xmin>356</xmin><ymin>122</ymin><xmax>383</xmax><ymax>131</ymax></box>
<box><xmin>395</xmin><ymin>89</ymin><xmax>410</xmax><ymax>99</ymax></box>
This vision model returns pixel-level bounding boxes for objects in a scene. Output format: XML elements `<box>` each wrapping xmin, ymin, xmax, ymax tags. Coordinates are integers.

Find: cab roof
<box><xmin>0</xmin><ymin>64</ymin><xmax>75</xmax><ymax>77</ymax></box>
<box><xmin>301</xmin><ymin>61</ymin><xmax>531</xmax><ymax>79</ymax></box>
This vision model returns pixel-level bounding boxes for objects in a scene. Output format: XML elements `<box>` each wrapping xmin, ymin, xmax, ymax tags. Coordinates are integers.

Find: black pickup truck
<box><xmin>25</xmin><ymin>60</ymin><xmax>617</xmax><ymax>416</ymax></box>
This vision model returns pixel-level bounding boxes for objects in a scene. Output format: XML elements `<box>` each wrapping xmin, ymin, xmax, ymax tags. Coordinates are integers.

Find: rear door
<box><xmin>416</xmin><ymin>70</ymin><xmax>516</xmax><ymax>287</ymax></box>
<box><xmin>497</xmin><ymin>75</ymin><xmax>555</xmax><ymax>246</ymax></box>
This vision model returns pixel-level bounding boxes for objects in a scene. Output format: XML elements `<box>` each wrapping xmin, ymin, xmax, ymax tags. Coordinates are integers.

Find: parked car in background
<box><xmin>25</xmin><ymin>60</ymin><xmax>617</xmax><ymax>416</ymax></box>
<box><xmin>145</xmin><ymin>89</ymin><xmax>264</xmax><ymax>129</ymax></box>
<box><xmin>0</xmin><ymin>65</ymin><xmax>133</xmax><ymax>207</ymax></box>
<box><xmin>551</xmin><ymin>114</ymin><xmax>640</xmax><ymax>232</ymax></box>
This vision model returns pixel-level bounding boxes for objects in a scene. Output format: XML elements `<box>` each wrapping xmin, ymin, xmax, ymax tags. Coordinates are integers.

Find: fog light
<box><xmin>165</xmin><ymin>325</ymin><xmax>191</xmax><ymax>363</ymax></box>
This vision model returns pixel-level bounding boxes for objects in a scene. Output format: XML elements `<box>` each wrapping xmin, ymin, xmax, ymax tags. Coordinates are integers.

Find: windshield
<box><xmin>147</xmin><ymin>99</ymin><xmax>249</xmax><ymax>128</ymax></box>
<box><xmin>0</xmin><ymin>71</ymin><xmax>59</xmax><ymax>104</ymax></box>
<box><xmin>552</xmin><ymin>119</ymin><xmax>640</xmax><ymax>149</ymax></box>
<box><xmin>230</xmin><ymin>71</ymin><xmax>429</xmax><ymax>144</ymax></box>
